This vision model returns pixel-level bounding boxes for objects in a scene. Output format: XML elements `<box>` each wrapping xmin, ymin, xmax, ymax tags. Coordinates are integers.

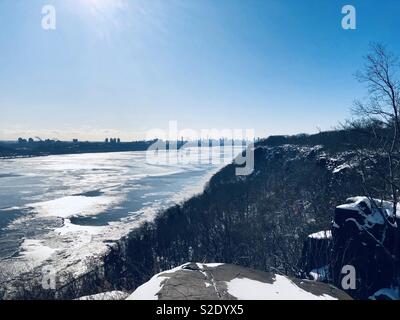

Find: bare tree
<box><xmin>352</xmin><ymin>43</ymin><xmax>400</xmax><ymax>216</ymax></box>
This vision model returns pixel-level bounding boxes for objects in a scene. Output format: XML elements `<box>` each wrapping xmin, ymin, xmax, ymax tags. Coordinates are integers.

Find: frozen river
<box><xmin>0</xmin><ymin>147</ymin><xmax>240</xmax><ymax>285</ymax></box>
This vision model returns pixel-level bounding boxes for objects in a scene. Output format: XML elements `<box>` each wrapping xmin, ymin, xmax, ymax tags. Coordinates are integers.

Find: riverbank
<box><xmin>0</xmin><ymin>140</ymin><xmax>159</xmax><ymax>159</ymax></box>
<box><xmin>0</xmin><ymin>148</ymin><xmax>239</xmax><ymax>299</ymax></box>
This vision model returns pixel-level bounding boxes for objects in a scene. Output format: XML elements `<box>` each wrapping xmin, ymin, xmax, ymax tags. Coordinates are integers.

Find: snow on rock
<box><xmin>331</xmin><ymin>197</ymin><xmax>400</xmax><ymax>299</ymax></box>
<box><xmin>226</xmin><ymin>275</ymin><xmax>336</xmax><ymax>300</ymax></box>
<box><xmin>127</xmin><ymin>274</ymin><xmax>169</xmax><ymax>300</ymax></box>
<box><xmin>204</xmin><ymin>263</ymin><xmax>225</xmax><ymax>267</ymax></box>
<box><xmin>308</xmin><ymin>230</ymin><xmax>332</xmax><ymax>239</ymax></box>
<box><xmin>127</xmin><ymin>264</ymin><xmax>191</xmax><ymax>300</ymax></box>
<box><xmin>333</xmin><ymin>164</ymin><xmax>351</xmax><ymax>174</ymax></box>
<box><xmin>337</xmin><ymin>196</ymin><xmax>400</xmax><ymax>219</ymax></box>
<box><xmin>309</xmin><ymin>265</ymin><xmax>330</xmax><ymax>282</ymax></box>
<box><xmin>76</xmin><ymin>291</ymin><xmax>129</xmax><ymax>300</ymax></box>
<box><xmin>335</xmin><ymin>196</ymin><xmax>399</xmax><ymax>232</ymax></box>
<box><xmin>127</xmin><ymin>263</ymin><xmax>351</xmax><ymax>300</ymax></box>
<box><xmin>196</xmin><ymin>263</ymin><xmax>225</xmax><ymax>269</ymax></box>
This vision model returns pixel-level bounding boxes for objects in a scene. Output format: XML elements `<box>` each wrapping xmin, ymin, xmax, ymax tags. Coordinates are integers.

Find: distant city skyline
<box><xmin>1</xmin><ymin>0</ymin><xmax>400</xmax><ymax>141</ymax></box>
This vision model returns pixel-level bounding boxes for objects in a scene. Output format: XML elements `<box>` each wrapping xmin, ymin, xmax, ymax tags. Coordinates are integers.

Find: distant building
<box><xmin>111</xmin><ymin>138</ymin><xmax>119</xmax><ymax>144</ymax></box>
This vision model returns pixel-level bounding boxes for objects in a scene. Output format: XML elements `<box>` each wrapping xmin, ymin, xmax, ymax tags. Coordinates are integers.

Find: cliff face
<box><xmin>298</xmin><ymin>231</ymin><xmax>332</xmax><ymax>282</ymax></box>
<box><xmin>331</xmin><ymin>197</ymin><xmax>400</xmax><ymax>299</ymax></box>
<box><xmin>300</xmin><ymin>197</ymin><xmax>400</xmax><ymax>300</ymax></box>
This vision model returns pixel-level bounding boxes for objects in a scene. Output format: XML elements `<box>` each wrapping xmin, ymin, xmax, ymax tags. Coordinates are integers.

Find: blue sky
<box><xmin>0</xmin><ymin>0</ymin><xmax>399</xmax><ymax>141</ymax></box>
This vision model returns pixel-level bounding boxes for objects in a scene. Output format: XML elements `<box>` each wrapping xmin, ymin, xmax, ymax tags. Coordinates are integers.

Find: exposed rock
<box><xmin>330</xmin><ymin>197</ymin><xmax>400</xmax><ymax>300</ymax></box>
<box><xmin>298</xmin><ymin>231</ymin><xmax>332</xmax><ymax>281</ymax></box>
<box><xmin>298</xmin><ymin>197</ymin><xmax>400</xmax><ymax>300</ymax></box>
<box><xmin>127</xmin><ymin>263</ymin><xmax>351</xmax><ymax>300</ymax></box>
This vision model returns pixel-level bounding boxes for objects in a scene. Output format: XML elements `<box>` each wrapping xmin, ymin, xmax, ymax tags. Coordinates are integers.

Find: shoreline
<box><xmin>0</xmin><ymin>152</ymin><xmax>233</xmax><ymax>299</ymax></box>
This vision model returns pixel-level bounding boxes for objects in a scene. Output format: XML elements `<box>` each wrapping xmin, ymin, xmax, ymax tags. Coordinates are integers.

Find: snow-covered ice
<box><xmin>30</xmin><ymin>195</ymin><xmax>119</xmax><ymax>219</ymax></box>
<box><xmin>20</xmin><ymin>239</ymin><xmax>58</xmax><ymax>267</ymax></box>
<box><xmin>0</xmin><ymin>148</ymin><xmax>241</xmax><ymax>290</ymax></box>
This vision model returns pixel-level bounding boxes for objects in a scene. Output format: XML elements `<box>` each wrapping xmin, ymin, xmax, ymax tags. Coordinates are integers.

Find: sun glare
<box><xmin>80</xmin><ymin>0</ymin><xmax>126</xmax><ymax>18</ymax></box>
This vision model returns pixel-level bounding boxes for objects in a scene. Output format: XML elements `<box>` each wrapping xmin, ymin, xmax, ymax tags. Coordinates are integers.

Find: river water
<box><xmin>0</xmin><ymin>147</ymin><xmax>240</xmax><ymax>284</ymax></box>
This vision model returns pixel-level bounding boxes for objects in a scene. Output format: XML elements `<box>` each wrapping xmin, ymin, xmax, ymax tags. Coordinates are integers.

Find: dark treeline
<box><xmin>258</xmin><ymin>123</ymin><xmax>394</xmax><ymax>153</ymax></box>
<box><xmin>0</xmin><ymin>139</ymin><xmax>158</xmax><ymax>158</ymax></box>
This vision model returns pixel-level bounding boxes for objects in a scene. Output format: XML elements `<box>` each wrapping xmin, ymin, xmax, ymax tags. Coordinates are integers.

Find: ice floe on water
<box><xmin>54</xmin><ymin>219</ymin><xmax>104</xmax><ymax>236</ymax></box>
<box><xmin>29</xmin><ymin>195</ymin><xmax>121</xmax><ymax>219</ymax></box>
<box><xmin>19</xmin><ymin>239</ymin><xmax>59</xmax><ymax>267</ymax></box>
<box><xmin>0</xmin><ymin>149</ymin><xmax>241</xmax><ymax>289</ymax></box>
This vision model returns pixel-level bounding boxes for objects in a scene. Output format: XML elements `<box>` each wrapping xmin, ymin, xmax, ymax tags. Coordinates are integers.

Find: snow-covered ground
<box><xmin>225</xmin><ymin>275</ymin><xmax>336</xmax><ymax>300</ymax></box>
<box><xmin>127</xmin><ymin>264</ymin><xmax>189</xmax><ymax>300</ymax></box>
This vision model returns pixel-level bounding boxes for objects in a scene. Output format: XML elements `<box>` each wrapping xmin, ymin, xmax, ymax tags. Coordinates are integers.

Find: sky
<box><xmin>0</xmin><ymin>0</ymin><xmax>399</xmax><ymax>141</ymax></box>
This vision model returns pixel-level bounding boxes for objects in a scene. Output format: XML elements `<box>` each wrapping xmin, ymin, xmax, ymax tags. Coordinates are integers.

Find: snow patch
<box><xmin>55</xmin><ymin>219</ymin><xmax>104</xmax><ymax>236</ymax></box>
<box><xmin>195</xmin><ymin>262</ymin><xmax>224</xmax><ymax>269</ymax></box>
<box><xmin>127</xmin><ymin>275</ymin><xmax>167</xmax><ymax>300</ymax></box>
<box><xmin>204</xmin><ymin>263</ymin><xmax>225</xmax><ymax>268</ymax></box>
<box><xmin>309</xmin><ymin>265</ymin><xmax>330</xmax><ymax>281</ymax></box>
<box><xmin>77</xmin><ymin>291</ymin><xmax>129</xmax><ymax>300</ymax></box>
<box><xmin>29</xmin><ymin>195</ymin><xmax>120</xmax><ymax>219</ymax></box>
<box><xmin>308</xmin><ymin>230</ymin><xmax>332</xmax><ymax>239</ymax></box>
<box><xmin>338</xmin><ymin>196</ymin><xmax>400</xmax><ymax>217</ymax></box>
<box><xmin>226</xmin><ymin>275</ymin><xmax>337</xmax><ymax>300</ymax></box>
<box><xmin>127</xmin><ymin>263</ymin><xmax>191</xmax><ymax>300</ymax></box>
<box><xmin>333</xmin><ymin>164</ymin><xmax>350</xmax><ymax>173</ymax></box>
<box><xmin>20</xmin><ymin>239</ymin><xmax>58</xmax><ymax>265</ymax></box>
